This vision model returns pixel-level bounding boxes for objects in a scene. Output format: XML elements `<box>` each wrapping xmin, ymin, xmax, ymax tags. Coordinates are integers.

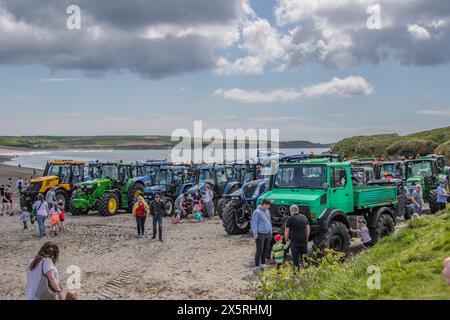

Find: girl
<box><xmin>192</xmin><ymin>204</ymin><xmax>204</xmax><ymax>222</ymax></box>
<box><xmin>49</xmin><ymin>205</ymin><xmax>61</xmax><ymax>236</ymax></box>
<box><xmin>57</xmin><ymin>201</ymin><xmax>66</xmax><ymax>233</ymax></box>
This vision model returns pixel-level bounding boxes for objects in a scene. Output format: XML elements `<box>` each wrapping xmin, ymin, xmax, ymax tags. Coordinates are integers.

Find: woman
<box><xmin>33</xmin><ymin>194</ymin><xmax>49</xmax><ymax>237</ymax></box>
<box><xmin>26</xmin><ymin>242</ymin><xmax>64</xmax><ymax>300</ymax></box>
<box><xmin>193</xmin><ymin>188</ymin><xmax>203</xmax><ymax>212</ymax></box>
<box><xmin>132</xmin><ymin>196</ymin><xmax>150</xmax><ymax>238</ymax></box>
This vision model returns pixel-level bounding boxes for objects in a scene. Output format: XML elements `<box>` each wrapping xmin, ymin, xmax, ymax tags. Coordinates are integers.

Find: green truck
<box><xmin>404</xmin><ymin>155</ymin><xmax>449</xmax><ymax>214</ymax></box>
<box><xmin>70</xmin><ymin>162</ymin><xmax>145</xmax><ymax>216</ymax></box>
<box><xmin>258</xmin><ymin>160</ymin><xmax>406</xmax><ymax>252</ymax></box>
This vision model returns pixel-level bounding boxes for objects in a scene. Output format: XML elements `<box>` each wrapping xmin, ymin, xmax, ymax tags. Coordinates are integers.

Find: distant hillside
<box><xmin>332</xmin><ymin>126</ymin><xmax>450</xmax><ymax>160</ymax></box>
<box><xmin>0</xmin><ymin>136</ymin><xmax>330</xmax><ymax>150</ymax></box>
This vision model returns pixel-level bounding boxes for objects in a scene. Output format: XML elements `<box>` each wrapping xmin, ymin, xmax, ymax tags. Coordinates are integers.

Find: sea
<box><xmin>1</xmin><ymin>148</ymin><xmax>329</xmax><ymax>170</ymax></box>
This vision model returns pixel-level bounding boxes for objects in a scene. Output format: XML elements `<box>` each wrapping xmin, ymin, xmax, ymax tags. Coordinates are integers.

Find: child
<box><xmin>193</xmin><ymin>205</ymin><xmax>204</xmax><ymax>222</ymax></box>
<box><xmin>171</xmin><ymin>210</ymin><xmax>184</xmax><ymax>224</ymax></box>
<box><xmin>271</xmin><ymin>234</ymin><xmax>286</xmax><ymax>269</ymax></box>
<box><xmin>57</xmin><ymin>201</ymin><xmax>66</xmax><ymax>232</ymax></box>
<box><xmin>351</xmin><ymin>219</ymin><xmax>373</xmax><ymax>247</ymax></box>
<box><xmin>21</xmin><ymin>207</ymin><xmax>30</xmax><ymax>230</ymax></box>
<box><xmin>49</xmin><ymin>205</ymin><xmax>61</xmax><ymax>236</ymax></box>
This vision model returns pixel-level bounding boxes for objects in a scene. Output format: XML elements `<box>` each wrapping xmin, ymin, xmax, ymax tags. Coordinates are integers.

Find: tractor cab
<box><xmin>133</xmin><ymin>161</ymin><xmax>171</xmax><ymax>186</ymax></box>
<box><xmin>190</xmin><ymin>164</ymin><xmax>230</xmax><ymax>196</ymax></box>
<box><xmin>20</xmin><ymin>160</ymin><xmax>86</xmax><ymax>210</ymax></box>
<box><xmin>373</xmin><ymin>161</ymin><xmax>405</xmax><ymax>180</ymax></box>
<box><xmin>351</xmin><ymin>166</ymin><xmax>375</xmax><ymax>186</ymax></box>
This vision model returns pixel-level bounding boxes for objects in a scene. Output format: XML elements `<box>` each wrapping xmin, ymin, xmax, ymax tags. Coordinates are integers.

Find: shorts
<box><xmin>51</xmin><ymin>215</ymin><xmax>60</xmax><ymax>224</ymax></box>
<box><xmin>59</xmin><ymin>218</ymin><xmax>65</xmax><ymax>222</ymax></box>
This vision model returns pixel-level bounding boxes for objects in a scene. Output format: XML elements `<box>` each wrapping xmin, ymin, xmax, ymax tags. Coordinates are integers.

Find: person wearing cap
<box><xmin>285</xmin><ymin>205</ymin><xmax>310</xmax><ymax>270</ymax></box>
<box><xmin>132</xmin><ymin>196</ymin><xmax>150</xmax><ymax>239</ymax></box>
<box><xmin>251</xmin><ymin>199</ymin><xmax>272</xmax><ymax>272</ymax></box>
<box><xmin>436</xmin><ymin>181</ymin><xmax>449</xmax><ymax>211</ymax></box>
<box><xmin>271</xmin><ymin>234</ymin><xmax>286</xmax><ymax>269</ymax></box>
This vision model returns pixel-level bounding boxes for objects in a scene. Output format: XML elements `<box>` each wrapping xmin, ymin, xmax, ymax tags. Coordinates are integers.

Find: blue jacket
<box><xmin>437</xmin><ymin>186</ymin><xmax>448</xmax><ymax>203</ymax></box>
<box><xmin>251</xmin><ymin>206</ymin><xmax>272</xmax><ymax>238</ymax></box>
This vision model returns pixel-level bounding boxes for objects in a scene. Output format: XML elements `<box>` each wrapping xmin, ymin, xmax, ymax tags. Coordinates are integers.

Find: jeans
<box><xmin>255</xmin><ymin>233</ymin><xmax>272</xmax><ymax>267</ymax></box>
<box><xmin>413</xmin><ymin>204</ymin><xmax>422</xmax><ymax>215</ymax></box>
<box><xmin>438</xmin><ymin>202</ymin><xmax>447</xmax><ymax>211</ymax></box>
<box><xmin>290</xmin><ymin>243</ymin><xmax>308</xmax><ymax>270</ymax></box>
<box><xmin>136</xmin><ymin>216</ymin><xmax>146</xmax><ymax>236</ymax></box>
<box><xmin>205</xmin><ymin>201</ymin><xmax>214</xmax><ymax>218</ymax></box>
<box><xmin>152</xmin><ymin>214</ymin><xmax>163</xmax><ymax>239</ymax></box>
<box><xmin>37</xmin><ymin>215</ymin><xmax>47</xmax><ymax>237</ymax></box>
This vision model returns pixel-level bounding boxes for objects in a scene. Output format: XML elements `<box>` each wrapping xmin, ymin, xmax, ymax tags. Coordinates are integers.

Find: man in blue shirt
<box><xmin>437</xmin><ymin>181</ymin><xmax>449</xmax><ymax>211</ymax></box>
<box><xmin>251</xmin><ymin>199</ymin><xmax>272</xmax><ymax>272</ymax></box>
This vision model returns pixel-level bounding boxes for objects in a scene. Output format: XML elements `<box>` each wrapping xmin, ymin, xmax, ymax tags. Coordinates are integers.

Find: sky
<box><xmin>0</xmin><ymin>0</ymin><xmax>449</xmax><ymax>143</ymax></box>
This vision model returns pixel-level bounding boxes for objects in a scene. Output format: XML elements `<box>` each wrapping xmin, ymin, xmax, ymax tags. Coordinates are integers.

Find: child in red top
<box><xmin>57</xmin><ymin>201</ymin><xmax>66</xmax><ymax>233</ymax></box>
<box><xmin>132</xmin><ymin>196</ymin><xmax>150</xmax><ymax>238</ymax></box>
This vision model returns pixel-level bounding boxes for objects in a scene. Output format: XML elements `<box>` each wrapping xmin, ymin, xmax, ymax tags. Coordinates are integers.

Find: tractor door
<box><xmin>71</xmin><ymin>164</ymin><xmax>84</xmax><ymax>186</ymax></box>
<box><xmin>330</xmin><ymin>166</ymin><xmax>354</xmax><ymax>213</ymax></box>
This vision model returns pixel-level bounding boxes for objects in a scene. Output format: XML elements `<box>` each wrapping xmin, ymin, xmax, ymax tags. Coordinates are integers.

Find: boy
<box><xmin>271</xmin><ymin>234</ymin><xmax>286</xmax><ymax>269</ymax></box>
<box><xmin>21</xmin><ymin>207</ymin><xmax>30</xmax><ymax>230</ymax></box>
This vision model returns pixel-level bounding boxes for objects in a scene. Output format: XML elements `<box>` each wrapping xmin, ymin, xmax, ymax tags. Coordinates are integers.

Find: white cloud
<box><xmin>215</xmin><ymin>75</ymin><xmax>373</xmax><ymax>103</ymax></box>
<box><xmin>408</xmin><ymin>24</ymin><xmax>431</xmax><ymax>41</ymax></box>
<box><xmin>40</xmin><ymin>78</ymin><xmax>79</xmax><ymax>82</ymax></box>
<box><xmin>417</xmin><ymin>108</ymin><xmax>450</xmax><ymax>116</ymax></box>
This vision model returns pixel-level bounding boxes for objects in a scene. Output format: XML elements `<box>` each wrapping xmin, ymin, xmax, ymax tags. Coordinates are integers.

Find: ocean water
<box><xmin>2</xmin><ymin>148</ymin><xmax>329</xmax><ymax>170</ymax></box>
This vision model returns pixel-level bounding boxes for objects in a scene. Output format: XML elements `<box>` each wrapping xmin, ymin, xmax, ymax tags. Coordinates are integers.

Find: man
<box><xmin>251</xmin><ymin>199</ymin><xmax>272</xmax><ymax>272</ymax></box>
<box><xmin>16</xmin><ymin>177</ymin><xmax>24</xmax><ymax>193</ymax></box>
<box><xmin>150</xmin><ymin>193</ymin><xmax>165</xmax><ymax>241</ymax></box>
<box><xmin>443</xmin><ymin>258</ymin><xmax>450</xmax><ymax>286</ymax></box>
<box><xmin>1</xmin><ymin>185</ymin><xmax>7</xmax><ymax>216</ymax></box>
<box><xmin>46</xmin><ymin>188</ymin><xmax>56</xmax><ymax>210</ymax></box>
<box><xmin>436</xmin><ymin>181</ymin><xmax>449</xmax><ymax>211</ymax></box>
<box><xmin>411</xmin><ymin>184</ymin><xmax>424</xmax><ymax>216</ymax></box>
<box><xmin>204</xmin><ymin>184</ymin><xmax>215</xmax><ymax>219</ymax></box>
<box><xmin>285</xmin><ymin>205</ymin><xmax>310</xmax><ymax>270</ymax></box>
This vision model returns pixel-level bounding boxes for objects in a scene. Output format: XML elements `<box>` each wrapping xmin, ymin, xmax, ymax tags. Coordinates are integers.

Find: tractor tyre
<box><xmin>222</xmin><ymin>200</ymin><xmax>250</xmax><ymax>235</ymax></box>
<box><xmin>216</xmin><ymin>198</ymin><xmax>231</xmax><ymax>220</ymax></box>
<box><xmin>162</xmin><ymin>196</ymin><xmax>174</xmax><ymax>216</ymax></box>
<box><xmin>99</xmin><ymin>193</ymin><xmax>119</xmax><ymax>217</ymax></box>
<box><xmin>54</xmin><ymin>189</ymin><xmax>69</xmax><ymax>210</ymax></box>
<box><xmin>312</xmin><ymin>221</ymin><xmax>350</xmax><ymax>253</ymax></box>
<box><xmin>369</xmin><ymin>212</ymin><xmax>395</xmax><ymax>243</ymax></box>
<box><xmin>71</xmin><ymin>207</ymin><xmax>89</xmax><ymax>216</ymax></box>
<box><xmin>127</xmin><ymin>183</ymin><xmax>144</xmax><ymax>213</ymax></box>
<box><xmin>428</xmin><ymin>190</ymin><xmax>439</xmax><ymax>214</ymax></box>
<box><xmin>20</xmin><ymin>194</ymin><xmax>33</xmax><ymax>212</ymax></box>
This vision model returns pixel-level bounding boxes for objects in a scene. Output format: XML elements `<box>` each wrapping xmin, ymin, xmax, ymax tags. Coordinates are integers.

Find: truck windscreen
<box><xmin>274</xmin><ymin>165</ymin><xmax>326</xmax><ymax>189</ymax></box>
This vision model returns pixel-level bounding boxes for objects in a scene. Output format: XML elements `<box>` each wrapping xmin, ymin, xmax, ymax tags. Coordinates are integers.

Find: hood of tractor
<box><xmin>79</xmin><ymin>178</ymin><xmax>111</xmax><ymax>188</ymax></box>
<box><xmin>259</xmin><ymin>188</ymin><xmax>325</xmax><ymax>206</ymax></box>
<box><xmin>406</xmin><ymin>175</ymin><xmax>425</xmax><ymax>186</ymax></box>
<box><xmin>144</xmin><ymin>184</ymin><xmax>167</xmax><ymax>194</ymax></box>
<box><xmin>30</xmin><ymin>176</ymin><xmax>59</xmax><ymax>184</ymax></box>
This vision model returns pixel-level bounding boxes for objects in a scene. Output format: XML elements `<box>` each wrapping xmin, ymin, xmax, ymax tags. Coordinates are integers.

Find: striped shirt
<box><xmin>272</xmin><ymin>243</ymin><xmax>285</xmax><ymax>264</ymax></box>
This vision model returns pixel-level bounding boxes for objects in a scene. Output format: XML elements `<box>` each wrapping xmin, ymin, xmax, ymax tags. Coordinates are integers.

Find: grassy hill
<box><xmin>332</xmin><ymin>126</ymin><xmax>450</xmax><ymax>160</ymax></box>
<box><xmin>256</xmin><ymin>210</ymin><xmax>450</xmax><ymax>300</ymax></box>
<box><xmin>0</xmin><ymin>136</ymin><xmax>331</xmax><ymax>150</ymax></box>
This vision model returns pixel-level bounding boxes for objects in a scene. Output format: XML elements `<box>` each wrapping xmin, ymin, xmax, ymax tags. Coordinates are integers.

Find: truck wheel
<box><xmin>127</xmin><ymin>183</ymin><xmax>144</xmax><ymax>213</ymax></box>
<box><xmin>216</xmin><ymin>198</ymin><xmax>231</xmax><ymax>219</ymax></box>
<box><xmin>54</xmin><ymin>189</ymin><xmax>68</xmax><ymax>210</ymax></box>
<box><xmin>162</xmin><ymin>197</ymin><xmax>174</xmax><ymax>216</ymax></box>
<box><xmin>312</xmin><ymin>221</ymin><xmax>350</xmax><ymax>253</ymax></box>
<box><xmin>369</xmin><ymin>213</ymin><xmax>395</xmax><ymax>243</ymax></box>
<box><xmin>222</xmin><ymin>200</ymin><xmax>250</xmax><ymax>235</ymax></box>
<box><xmin>428</xmin><ymin>190</ymin><xmax>439</xmax><ymax>214</ymax></box>
<box><xmin>99</xmin><ymin>193</ymin><xmax>119</xmax><ymax>217</ymax></box>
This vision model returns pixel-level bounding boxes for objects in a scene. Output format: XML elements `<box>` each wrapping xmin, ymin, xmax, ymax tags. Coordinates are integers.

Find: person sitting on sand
<box><xmin>192</xmin><ymin>205</ymin><xmax>204</xmax><ymax>222</ymax></box>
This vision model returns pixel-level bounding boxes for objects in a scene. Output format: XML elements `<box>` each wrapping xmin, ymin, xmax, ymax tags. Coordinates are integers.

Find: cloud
<box><xmin>249</xmin><ymin>116</ymin><xmax>303</xmax><ymax>122</ymax></box>
<box><xmin>215</xmin><ymin>75</ymin><xmax>373</xmax><ymax>103</ymax></box>
<box><xmin>417</xmin><ymin>108</ymin><xmax>450</xmax><ymax>116</ymax></box>
<box><xmin>408</xmin><ymin>24</ymin><xmax>431</xmax><ymax>41</ymax></box>
<box><xmin>273</xmin><ymin>0</ymin><xmax>450</xmax><ymax>69</ymax></box>
<box><xmin>40</xmin><ymin>78</ymin><xmax>79</xmax><ymax>82</ymax></box>
<box><xmin>0</xmin><ymin>0</ymin><xmax>248</xmax><ymax>79</ymax></box>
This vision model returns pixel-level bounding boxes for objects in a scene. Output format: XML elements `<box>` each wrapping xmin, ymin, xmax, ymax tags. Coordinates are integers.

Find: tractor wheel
<box><xmin>54</xmin><ymin>189</ymin><xmax>69</xmax><ymax>210</ymax></box>
<box><xmin>99</xmin><ymin>193</ymin><xmax>119</xmax><ymax>217</ymax></box>
<box><xmin>312</xmin><ymin>221</ymin><xmax>350</xmax><ymax>253</ymax></box>
<box><xmin>20</xmin><ymin>194</ymin><xmax>33</xmax><ymax>212</ymax></box>
<box><xmin>222</xmin><ymin>200</ymin><xmax>250</xmax><ymax>235</ymax></box>
<box><xmin>127</xmin><ymin>183</ymin><xmax>144</xmax><ymax>213</ymax></box>
<box><xmin>216</xmin><ymin>198</ymin><xmax>231</xmax><ymax>220</ymax></box>
<box><xmin>369</xmin><ymin>212</ymin><xmax>395</xmax><ymax>243</ymax></box>
<box><xmin>428</xmin><ymin>190</ymin><xmax>439</xmax><ymax>214</ymax></box>
<box><xmin>71</xmin><ymin>207</ymin><xmax>89</xmax><ymax>216</ymax></box>
<box><xmin>162</xmin><ymin>196</ymin><xmax>174</xmax><ymax>216</ymax></box>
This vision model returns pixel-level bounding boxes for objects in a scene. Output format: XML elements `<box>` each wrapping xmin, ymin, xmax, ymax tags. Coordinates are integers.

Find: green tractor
<box><xmin>70</xmin><ymin>162</ymin><xmax>146</xmax><ymax>216</ymax></box>
<box><xmin>404</xmin><ymin>155</ymin><xmax>449</xmax><ymax>214</ymax></box>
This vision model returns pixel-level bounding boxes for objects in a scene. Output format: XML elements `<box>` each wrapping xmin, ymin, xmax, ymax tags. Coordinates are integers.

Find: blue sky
<box><xmin>0</xmin><ymin>0</ymin><xmax>449</xmax><ymax>142</ymax></box>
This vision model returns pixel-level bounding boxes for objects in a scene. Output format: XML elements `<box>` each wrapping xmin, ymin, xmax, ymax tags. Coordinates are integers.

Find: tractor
<box><xmin>133</xmin><ymin>161</ymin><xmax>171</xmax><ymax>186</ymax></box>
<box><xmin>404</xmin><ymin>155</ymin><xmax>449</xmax><ymax>214</ymax></box>
<box><xmin>143</xmin><ymin>165</ymin><xmax>194</xmax><ymax>216</ymax></box>
<box><xmin>20</xmin><ymin>160</ymin><xmax>86</xmax><ymax>211</ymax></box>
<box><xmin>373</xmin><ymin>161</ymin><xmax>405</xmax><ymax>180</ymax></box>
<box><xmin>70</xmin><ymin>162</ymin><xmax>147</xmax><ymax>216</ymax></box>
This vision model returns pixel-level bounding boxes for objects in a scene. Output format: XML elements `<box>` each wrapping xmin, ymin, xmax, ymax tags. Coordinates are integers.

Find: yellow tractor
<box><xmin>20</xmin><ymin>160</ymin><xmax>86</xmax><ymax>210</ymax></box>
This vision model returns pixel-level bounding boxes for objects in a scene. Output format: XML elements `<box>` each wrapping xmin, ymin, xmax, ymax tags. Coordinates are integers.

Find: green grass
<box><xmin>256</xmin><ymin>210</ymin><xmax>450</xmax><ymax>300</ymax></box>
<box><xmin>332</xmin><ymin>126</ymin><xmax>450</xmax><ymax>160</ymax></box>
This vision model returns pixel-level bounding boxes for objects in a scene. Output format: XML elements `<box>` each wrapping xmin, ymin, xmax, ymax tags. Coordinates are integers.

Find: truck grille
<box><xmin>269</xmin><ymin>204</ymin><xmax>310</xmax><ymax>217</ymax></box>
